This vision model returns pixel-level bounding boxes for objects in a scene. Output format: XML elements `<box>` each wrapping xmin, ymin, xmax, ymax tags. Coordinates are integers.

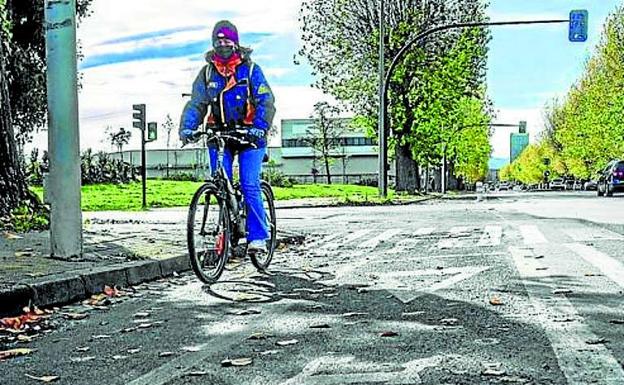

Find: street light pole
<box><xmin>45</xmin><ymin>0</ymin><xmax>82</xmax><ymax>259</ymax></box>
<box><xmin>379</xmin><ymin>18</ymin><xmax>570</xmax><ymax>197</ymax></box>
<box><xmin>378</xmin><ymin>0</ymin><xmax>387</xmax><ymax>197</ymax></box>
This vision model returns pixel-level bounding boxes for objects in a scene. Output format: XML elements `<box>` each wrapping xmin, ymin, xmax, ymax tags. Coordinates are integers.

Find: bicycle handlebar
<box><xmin>182</xmin><ymin>128</ymin><xmax>258</xmax><ymax>149</ymax></box>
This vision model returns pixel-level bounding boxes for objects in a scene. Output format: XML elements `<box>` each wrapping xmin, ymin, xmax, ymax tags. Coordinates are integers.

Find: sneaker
<box><xmin>247</xmin><ymin>240</ymin><xmax>268</xmax><ymax>254</ymax></box>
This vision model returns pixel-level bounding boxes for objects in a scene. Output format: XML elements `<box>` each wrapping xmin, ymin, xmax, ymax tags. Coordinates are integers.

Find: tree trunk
<box><xmin>324</xmin><ymin>156</ymin><xmax>331</xmax><ymax>184</ymax></box>
<box><xmin>394</xmin><ymin>144</ymin><xmax>419</xmax><ymax>193</ymax></box>
<box><xmin>0</xmin><ymin>37</ymin><xmax>30</xmax><ymax>222</ymax></box>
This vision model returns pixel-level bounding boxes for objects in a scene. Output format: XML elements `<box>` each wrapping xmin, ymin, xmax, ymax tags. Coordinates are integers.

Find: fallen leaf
<box><xmin>76</xmin><ymin>347</ymin><xmax>90</xmax><ymax>352</ymax></box>
<box><xmin>112</xmin><ymin>355</ymin><xmax>127</xmax><ymax>360</ymax></box>
<box><xmin>227</xmin><ymin>308</ymin><xmax>261</xmax><ymax>316</ymax></box>
<box><xmin>489</xmin><ymin>296</ymin><xmax>504</xmax><ymax>306</ymax></box>
<box><xmin>186</xmin><ymin>371</ymin><xmax>208</xmax><ymax>376</ymax></box>
<box><xmin>276</xmin><ymin>339</ymin><xmax>299</xmax><ymax>346</ymax></box>
<box><xmin>0</xmin><ymin>348</ymin><xmax>35</xmax><ymax>360</ymax></box>
<box><xmin>586</xmin><ymin>337</ymin><xmax>608</xmax><ymax>345</ymax></box>
<box><xmin>440</xmin><ymin>318</ymin><xmax>460</xmax><ymax>326</ymax></box>
<box><xmin>15</xmin><ymin>251</ymin><xmax>35</xmax><ymax>257</ymax></box>
<box><xmin>221</xmin><ymin>357</ymin><xmax>253</xmax><ymax>367</ymax></box>
<box><xmin>91</xmin><ymin>334</ymin><xmax>111</xmax><ymax>340</ymax></box>
<box><xmin>552</xmin><ymin>289</ymin><xmax>573</xmax><ymax>295</ymax></box>
<box><xmin>121</xmin><ymin>327</ymin><xmax>138</xmax><ymax>333</ymax></box>
<box><xmin>159</xmin><ymin>352</ymin><xmax>174</xmax><ymax>357</ymax></box>
<box><xmin>24</xmin><ymin>374</ymin><xmax>59</xmax><ymax>383</ymax></box>
<box><xmin>4</xmin><ymin>232</ymin><xmax>23</xmax><ymax>240</ymax></box>
<box><xmin>247</xmin><ymin>332</ymin><xmax>270</xmax><ymax>340</ymax></box>
<box><xmin>127</xmin><ymin>349</ymin><xmax>141</xmax><ymax>354</ymax></box>
<box><xmin>380</xmin><ymin>331</ymin><xmax>399</xmax><ymax>337</ymax></box>
<box><xmin>482</xmin><ymin>362</ymin><xmax>506</xmax><ymax>377</ymax></box>
<box><xmin>17</xmin><ymin>334</ymin><xmax>36</xmax><ymax>343</ymax></box>
<box><xmin>62</xmin><ymin>313</ymin><xmax>89</xmax><ymax>320</ymax></box>
<box><xmin>609</xmin><ymin>319</ymin><xmax>624</xmax><ymax>325</ymax></box>
<box><xmin>70</xmin><ymin>356</ymin><xmax>96</xmax><ymax>363</ymax></box>
<box><xmin>134</xmin><ymin>312</ymin><xmax>150</xmax><ymax>318</ymax></box>
<box><xmin>260</xmin><ymin>350</ymin><xmax>279</xmax><ymax>356</ymax></box>
<box><xmin>341</xmin><ymin>312</ymin><xmax>369</xmax><ymax>318</ymax></box>
<box><xmin>0</xmin><ymin>307</ymin><xmax>48</xmax><ymax>331</ymax></box>
<box><xmin>104</xmin><ymin>285</ymin><xmax>120</xmax><ymax>297</ymax></box>
<box><xmin>182</xmin><ymin>346</ymin><xmax>202</xmax><ymax>352</ymax></box>
<box><xmin>138</xmin><ymin>323</ymin><xmax>152</xmax><ymax>329</ymax></box>
<box><xmin>310</xmin><ymin>324</ymin><xmax>331</xmax><ymax>329</ymax></box>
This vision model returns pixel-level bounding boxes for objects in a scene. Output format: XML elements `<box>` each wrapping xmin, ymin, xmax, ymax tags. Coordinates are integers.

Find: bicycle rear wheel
<box><xmin>249</xmin><ymin>181</ymin><xmax>277</xmax><ymax>272</ymax></box>
<box><xmin>187</xmin><ymin>183</ymin><xmax>231</xmax><ymax>283</ymax></box>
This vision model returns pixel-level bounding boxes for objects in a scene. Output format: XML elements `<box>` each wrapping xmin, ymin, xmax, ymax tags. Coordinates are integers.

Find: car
<box><xmin>550</xmin><ymin>178</ymin><xmax>566</xmax><ymax>191</ymax></box>
<box><xmin>497</xmin><ymin>181</ymin><xmax>511</xmax><ymax>191</ymax></box>
<box><xmin>584</xmin><ymin>180</ymin><xmax>597</xmax><ymax>191</ymax></box>
<box><xmin>597</xmin><ymin>160</ymin><xmax>624</xmax><ymax>197</ymax></box>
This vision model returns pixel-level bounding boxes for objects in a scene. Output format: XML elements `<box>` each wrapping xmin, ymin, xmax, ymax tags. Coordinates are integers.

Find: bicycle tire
<box><xmin>187</xmin><ymin>183</ymin><xmax>231</xmax><ymax>283</ymax></box>
<box><xmin>249</xmin><ymin>181</ymin><xmax>277</xmax><ymax>272</ymax></box>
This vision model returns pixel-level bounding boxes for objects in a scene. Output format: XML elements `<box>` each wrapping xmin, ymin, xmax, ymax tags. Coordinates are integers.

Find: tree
<box><xmin>108</xmin><ymin>127</ymin><xmax>132</xmax><ymax>162</ymax></box>
<box><xmin>305</xmin><ymin>102</ymin><xmax>346</xmax><ymax>184</ymax></box>
<box><xmin>0</xmin><ymin>0</ymin><xmax>93</xmax><ymax>229</ymax></box>
<box><xmin>299</xmin><ymin>0</ymin><xmax>490</xmax><ymax>192</ymax></box>
<box><xmin>163</xmin><ymin>114</ymin><xmax>175</xmax><ymax>178</ymax></box>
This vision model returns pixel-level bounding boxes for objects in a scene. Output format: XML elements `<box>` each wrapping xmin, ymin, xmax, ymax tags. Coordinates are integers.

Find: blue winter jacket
<box><xmin>180</xmin><ymin>48</ymin><xmax>275</xmax><ymax>148</ymax></box>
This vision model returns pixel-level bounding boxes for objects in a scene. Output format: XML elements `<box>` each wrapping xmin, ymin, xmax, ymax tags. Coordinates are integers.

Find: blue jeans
<box><xmin>208</xmin><ymin>146</ymin><xmax>269</xmax><ymax>242</ymax></box>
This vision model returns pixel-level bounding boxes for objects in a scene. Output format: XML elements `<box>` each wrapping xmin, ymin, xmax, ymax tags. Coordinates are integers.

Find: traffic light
<box><xmin>569</xmin><ymin>10</ymin><xmax>588</xmax><ymax>43</ymax></box>
<box><xmin>132</xmin><ymin>104</ymin><xmax>146</xmax><ymax>130</ymax></box>
<box><xmin>519</xmin><ymin>121</ymin><xmax>527</xmax><ymax>134</ymax></box>
<box><xmin>147</xmin><ymin>122</ymin><xmax>157</xmax><ymax>142</ymax></box>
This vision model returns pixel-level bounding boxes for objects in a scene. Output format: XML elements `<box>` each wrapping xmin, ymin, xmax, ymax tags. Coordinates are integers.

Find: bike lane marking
<box><xmin>509</xmin><ymin>246</ymin><xmax>624</xmax><ymax>385</ymax></box>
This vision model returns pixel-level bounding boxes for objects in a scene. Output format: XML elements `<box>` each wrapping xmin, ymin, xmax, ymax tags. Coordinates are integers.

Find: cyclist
<box><xmin>179</xmin><ymin>20</ymin><xmax>275</xmax><ymax>254</ymax></box>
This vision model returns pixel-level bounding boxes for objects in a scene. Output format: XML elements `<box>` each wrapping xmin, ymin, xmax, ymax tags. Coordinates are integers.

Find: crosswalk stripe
<box><xmin>509</xmin><ymin>246</ymin><xmax>624</xmax><ymax>384</ymax></box>
<box><xmin>343</xmin><ymin>229</ymin><xmax>373</xmax><ymax>244</ymax></box>
<box><xmin>312</xmin><ymin>232</ymin><xmax>342</xmax><ymax>247</ymax></box>
<box><xmin>518</xmin><ymin>225</ymin><xmax>547</xmax><ymax>245</ymax></box>
<box><xmin>358</xmin><ymin>228</ymin><xmax>402</xmax><ymax>249</ymax></box>
<box><xmin>564</xmin><ymin>243</ymin><xmax>624</xmax><ymax>288</ymax></box>
<box><xmin>477</xmin><ymin>225</ymin><xmax>502</xmax><ymax>246</ymax></box>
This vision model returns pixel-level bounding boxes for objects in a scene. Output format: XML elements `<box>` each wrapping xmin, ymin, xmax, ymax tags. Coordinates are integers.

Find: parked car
<box><xmin>597</xmin><ymin>160</ymin><xmax>624</xmax><ymax>197</ymax></box>
<box><xmin>498</xmin><ymin>181</ymin><xmax>511</xmax><ymax>191</ymax></box>
<box><xmin>584</xmin><ymin>180</ymin><xmax>597</xmax><ymax>191</ymax></box>
<box><xmin>550</xmin><ymin>178</ymin><xmax>566</xmax><ymax>191</ymax></box>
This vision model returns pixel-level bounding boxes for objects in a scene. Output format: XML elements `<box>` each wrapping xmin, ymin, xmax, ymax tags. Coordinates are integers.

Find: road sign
<box><xmin>147</xmin><ymin>122</ymin><xmax>157</xmax><ymax>142</ymax></box>
<box><xmin>569</xmin><ymin>10</ymin><xmax>588</xmax><ymax>42</ymax></box>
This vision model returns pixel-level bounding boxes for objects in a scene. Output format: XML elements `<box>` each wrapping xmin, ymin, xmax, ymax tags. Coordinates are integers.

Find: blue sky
<box><xmin>31</xmin><ymin>0</ymin><xmax>619</xmax><ymax>156</ymax></box>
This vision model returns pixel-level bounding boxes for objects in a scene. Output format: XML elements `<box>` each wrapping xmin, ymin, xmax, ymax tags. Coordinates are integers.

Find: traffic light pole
<box><xmin>378</xmin><ymin>18</ymin><xmax>572</xmax><ymax>198</ymax></box>
<box><xmin>45</xmin><ymin>0</ymin><xmax>82</xmax><ymax>258</ymax></box>
<box><xmin>141</xmin><ymin>126</ymin><xmax>147</xmax><ymax>209</ymax></box>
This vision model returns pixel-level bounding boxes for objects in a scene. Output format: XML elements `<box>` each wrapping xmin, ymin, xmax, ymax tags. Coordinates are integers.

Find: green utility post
<box><xmin>45</xmin><ymin>0</ymin><xmax>82</xmax><ymax>258</ymax></box>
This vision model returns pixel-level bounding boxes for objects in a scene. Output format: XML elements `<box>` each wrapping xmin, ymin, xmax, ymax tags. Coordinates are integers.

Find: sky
<box><xmin>29</xmin><ymin>0</ymin><xmax>623</xmax><ymax>160</ymax></box>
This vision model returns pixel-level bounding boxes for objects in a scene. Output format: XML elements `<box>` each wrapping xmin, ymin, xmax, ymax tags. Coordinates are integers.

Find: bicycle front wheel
<box><xmin>249</xmin><ymin>181</ymin><xmax>277</xmax><ymax>272</ymax></box>
<box><xmin>187</xmin><ymin>183</ymin><xmax>231</xmax><ymax>283</ymax></box>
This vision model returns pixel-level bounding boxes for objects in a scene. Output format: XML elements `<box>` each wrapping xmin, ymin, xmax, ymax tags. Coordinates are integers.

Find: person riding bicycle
<box><xmin>179</xmin><ymin>20</ymin><xmax>275</xmax><ymax>254</ymax></box>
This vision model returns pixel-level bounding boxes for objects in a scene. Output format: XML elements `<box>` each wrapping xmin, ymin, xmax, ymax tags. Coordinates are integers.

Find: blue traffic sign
<box><xmin>569</xmin><ymin>10</ymin><xmax>588</xmax><ymax>42</ymax></box>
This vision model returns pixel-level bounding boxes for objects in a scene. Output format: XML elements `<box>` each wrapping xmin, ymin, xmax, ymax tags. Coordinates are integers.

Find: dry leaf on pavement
<box><xmin>276</xmin><ymin>339</ymin><xmax>299</xmax><ymax>346</ymax></box>
<box><xmin>489</xmin><ymin>296</ymin><xmax>503</xmax><ymax>306</ymax></box>
<box><xmin>221</xmin><ymin>357</ymin><xmax>253</xmax><ymax>367</ymax></box>
<box><xmin>3</xmin><ymin>232</ymin><xmax>23</xmax><ymax>240</ymax></box>
<box><xmin>380</xmin><ymin>331</ymin><xmax>399</xmax><ymax>337</ymax></box>
<box><xmin>62</xmin><ymin>313</ymin><xmax>89</xmax><ymax>320</ymax></box>
<box><xmin>0</xmin><ymin>348</ymin><xmax>35</xmax><ymax>360</ymax></box>
<box><xmin>24</xmin><ymin>374</ymin><xmax>59</xmax><ymax>383</ymax></box>
<box><xmin>227</xmin><ymin>308</ymin><xmax>262</xmax><ymax>316</ymax></box>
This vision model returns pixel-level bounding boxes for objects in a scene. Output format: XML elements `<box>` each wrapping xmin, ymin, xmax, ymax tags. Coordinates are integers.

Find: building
<box><xmin>109</xmin><ymin>118</ymin><xmax>381</xmax><ymax>184</ymax></box>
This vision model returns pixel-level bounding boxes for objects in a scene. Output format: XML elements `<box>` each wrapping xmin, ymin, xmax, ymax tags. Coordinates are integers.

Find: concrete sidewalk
<box><xmin>1</xmin><ymin>196</ymin><xmax>433</xmax><ymax>317</ymax></box>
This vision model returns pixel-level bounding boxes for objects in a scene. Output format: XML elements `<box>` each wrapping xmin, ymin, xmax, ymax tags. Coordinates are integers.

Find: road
<box><xmin>2</xmin><ymin>192</ymin><xmax>624</xmax><ymax>384</ymax></box>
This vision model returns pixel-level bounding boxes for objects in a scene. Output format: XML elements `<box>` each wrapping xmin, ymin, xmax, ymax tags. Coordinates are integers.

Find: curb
<box><xmin>0</xmin><ymin>235</ymin><xmax>298</xmax><ymax>318</ymax></box>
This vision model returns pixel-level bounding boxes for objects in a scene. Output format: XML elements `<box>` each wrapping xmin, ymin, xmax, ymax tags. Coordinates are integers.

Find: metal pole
<box><xmin>141</xmin><ymin>128</ymin><xmax>147</xmax><ymax>208</ymax></box>
<box><xmin>378</xmin><ymin>0</ymin><xmax>387</xmax><ymax>197</ymax></box>
<box><xmin>380</xmin><ymin>18</ymin><xmax>569</xmax><ymax>197</ymax></box>
<box><xmin>441</xmin><ymin>146</ymin><xmax>447</xmax><ymax>195</ymax></box>
<box><xmin>45</xmin><ymin>0</ymin><xmax>82</xmax><ymax>258</ymax></box>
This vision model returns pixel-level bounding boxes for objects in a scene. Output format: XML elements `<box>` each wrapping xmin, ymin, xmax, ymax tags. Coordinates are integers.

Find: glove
<box><xmin>246</xmin><ymin>128</ymin><xmax>266</xmax><ymax>142</ymax></box>
<box><xmin>180</xmin><ymin>129</ymin><xmax>196</xmax><ymax>144</ymax></box>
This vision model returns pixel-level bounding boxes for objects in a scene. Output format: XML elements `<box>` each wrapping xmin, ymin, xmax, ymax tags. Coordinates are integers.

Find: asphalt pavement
<box><xmin>2</xmin><ymin>192</ymin><xmax>624</xmax><ymax>384</ymax></box>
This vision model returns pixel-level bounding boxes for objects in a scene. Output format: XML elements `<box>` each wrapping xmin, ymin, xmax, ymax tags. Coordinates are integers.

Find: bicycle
<box><xmin>185</xmin><ymin>128</ymin><xmax>277</xmax><ymax>283</ymax></box>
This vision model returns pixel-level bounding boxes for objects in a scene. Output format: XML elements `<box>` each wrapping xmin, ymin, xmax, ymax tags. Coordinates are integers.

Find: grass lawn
<box><xmin>31</xmin><ymin>181</ymin><xmax>391</xmax><ymax>212</ymax></box>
